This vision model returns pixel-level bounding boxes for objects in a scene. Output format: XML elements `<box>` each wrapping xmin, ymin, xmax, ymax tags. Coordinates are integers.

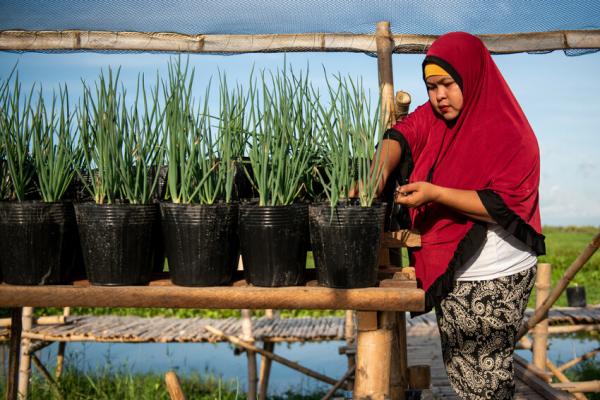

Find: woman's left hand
<box><xmin>394</xmin><ymin>182</ymin><xmax>441</xmax><ymax>208</ymax></box>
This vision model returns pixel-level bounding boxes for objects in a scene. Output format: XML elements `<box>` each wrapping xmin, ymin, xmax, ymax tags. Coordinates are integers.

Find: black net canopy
<box><xmin>1</xmin><ymin>1</ymin><xmax>599</xmax><ymax>55</ymax></box>
<box><xmin>1</xmin><ymin>0</ymin><xmax>599</xmax><ymax>35</ymax></box>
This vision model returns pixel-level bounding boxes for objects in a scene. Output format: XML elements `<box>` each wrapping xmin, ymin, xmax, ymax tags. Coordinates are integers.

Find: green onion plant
<box><xmin>163</xmin><ymin>58</ymin><xmax>205</xmax><ymax>204</ymax></box>
<box><xmin>78</xmin><ymin>68</ymin><xmax>124</xmax><ymax>204</ymax></box>
<box><xmin>118</xmin><ymin>75</ymin><xmax>163</xmax><ymax>204</ymax></box>
<box><xmin>78</xmin><ymin>68</ymin><xmax>162</xmax><ymax>204</ymax></box>
<box><xmin>0</xmin><ymin>71</ymin><xmax>36</xmax><ymax>201</ymax></box>
<box><xmin>317</xmin><ymin>74</ymin><xmax>385</xmax><ymax>208</ymax></box>
<box><xmin>31</xmin><ymin>86</ymin><xmax>80</xmax><ymax>202</ymax></box>
<box><xmin>246</xmin><ymin>65</ymin><xmax>315</xmax><ymax>206</ymax></box>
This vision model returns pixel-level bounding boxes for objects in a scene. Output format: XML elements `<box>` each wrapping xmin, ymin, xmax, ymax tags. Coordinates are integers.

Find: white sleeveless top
<box><xmin>455</xmin><ymin>223</ymin><xmax>537</xmax><ymax>281</ymax></box>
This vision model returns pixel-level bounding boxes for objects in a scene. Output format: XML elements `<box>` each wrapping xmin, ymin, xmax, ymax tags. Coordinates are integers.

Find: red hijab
<box><xmin>390</xmin><ymin>32</ymin><xmax>545</xmax><ymax>309</ymax></box>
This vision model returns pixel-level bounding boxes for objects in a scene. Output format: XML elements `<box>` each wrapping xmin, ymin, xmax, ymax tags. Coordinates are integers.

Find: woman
<box><xmin>377</xmin><ymin>32</ymin><xmax>546</xmax><ymax>399</ymax></box>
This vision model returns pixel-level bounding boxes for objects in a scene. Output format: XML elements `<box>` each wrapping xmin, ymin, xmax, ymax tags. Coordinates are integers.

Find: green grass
<box><xmin>0</xmin><ymin>367</ymin><xmax>327</xmax><ymax>400</ymax></box>
<box><xmin>534</xmin><ymin>226</ymin><xmax>600</xmax><ymax>308</ymax></box>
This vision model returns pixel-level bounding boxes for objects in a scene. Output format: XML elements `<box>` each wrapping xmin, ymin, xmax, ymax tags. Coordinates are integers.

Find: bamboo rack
<box><xmin>0</xmin><ymin>29</ymin><xmax>599</xmax><ymax>54</ymax></box>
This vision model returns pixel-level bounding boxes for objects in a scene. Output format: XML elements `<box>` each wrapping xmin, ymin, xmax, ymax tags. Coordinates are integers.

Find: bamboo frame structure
<box><xmin>518</xmin><ymin>230</ymin><xmax>600</xmax><ymax>339</ymax></box>
<box><xmin>0</xmin><ymin>29</ymin><xmax>599</xmax><ymax>54</ymax></box>
<box><xmin>17</xmin><ymin>307</ymin><xmax>33</xmax><ymax>399</ymax></box>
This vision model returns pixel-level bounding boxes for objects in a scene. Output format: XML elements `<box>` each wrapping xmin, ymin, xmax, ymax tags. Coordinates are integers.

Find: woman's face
<box><xmin>426</xmin><ymin>75</ymin><xmax>463</xmax><ymax>121</ymax></box>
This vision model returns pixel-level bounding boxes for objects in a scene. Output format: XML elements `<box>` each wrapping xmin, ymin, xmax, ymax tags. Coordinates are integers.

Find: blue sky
<box><xmin>0</xmin><ymin>50</ymin><xmax>598</xmax><ymax>226</ymax></box>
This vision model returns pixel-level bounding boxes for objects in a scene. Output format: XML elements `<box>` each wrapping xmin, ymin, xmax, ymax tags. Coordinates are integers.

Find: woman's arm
<box><xmin>395</xmin><ymin>182</ymin><xmax>495</xmax><ymax>223</ymax></box>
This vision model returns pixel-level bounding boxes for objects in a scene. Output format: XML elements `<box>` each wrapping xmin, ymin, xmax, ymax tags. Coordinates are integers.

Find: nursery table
<box><xmin>1</xmin><ymin>270</ymin><xmax>424</xmax><ymax>399</ymax></box>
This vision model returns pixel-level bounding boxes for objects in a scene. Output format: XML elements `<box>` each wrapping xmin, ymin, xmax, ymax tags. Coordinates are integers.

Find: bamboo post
<box><xmin>55</xmin><ymin>307</ymin><xmax>70</xmax><ymax>378</ymax></box>
<box><xmin>407</xmin><ymin>365</ymin><xmax>431</xmax><ymax>389</ymax></box>
<box><xmin>258</xmin><ymin>309</ymin><xmax>278</xmax><ymax>400</ymax></box>
<box><xmin>165</xmin><ymin>371</ymin><xmax>186</xmax><ymax>400</ymax></box>
<box><xmin>546</xmin><ymin>359</ymin><xmax>587</xmax><ymax>400</ymax></box>
<box><xmin>241</xmin><ymin>309</ymin><xmax>257</xmax><ymax>399</ymax></box>
<box><xmin>7</xmin><ymin>308</ymin><xmax>22</xmax><ymax>400</ymax></box>
<box><xmin>518</xmin><ymin>230</ymin><xmax>600</xmax><ymax>339</ymax></box>
<box><xmin>354</xmin><ymin>311</ymin><xmax>394</xmax><ymax>399</ymax></box>
<box><xmin>344</xmin><ymin>310</ymin><xmax>356</xmax><ymax>369</ymax></box>
<box><xmin>532</xmin><ymin>263</ymin><xmax>551</xmax><ymax>373</ymax></box>
<box><xmin>18</xmin><ymin>307</ymin><xmax>33</xmax><ymax>400</ymax></box>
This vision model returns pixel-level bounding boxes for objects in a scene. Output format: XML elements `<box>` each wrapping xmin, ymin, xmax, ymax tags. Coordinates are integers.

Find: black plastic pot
<box><xmin>74</xmin><ymin>203</ymin><xmax>159</xmax><ymax>285</ymax></box>
<box><xmin>309</xmin><ymin>202</ymin><xmax>386</xmax><ymax>288</ymax></box>
<box><xmin>239</xmin><ymin>202</ymin><xmax>308</xmax><ymax>287</ymax></box>
<box><xmin>160</xmin><ymin>202</ymin><xmax>239</xmax><ymax>286</ymax></box>
<box><xmin>566</xmin><ymin>286</ymin><xmax>587</xmax><ymax>308</ymax></box>
<box><xmin>0</xmin><ymin>201</ymin><xmax>79</xmax><ymax>285</ymax></box>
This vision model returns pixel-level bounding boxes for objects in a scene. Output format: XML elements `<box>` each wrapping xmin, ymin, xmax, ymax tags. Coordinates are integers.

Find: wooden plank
<box><xmin>0</xmin><ymin>283</ymin><xmax>424</xmax><ymax>312</ymax></box>
<box><xmin>1</xmin><ymin>30</ymin><xmax>599</xmax><ymax>54</ymax></box>
<box><xmin>514</xmin><ymin>354</ymin><xmax>573</xmax><ymax>399</ymax></box>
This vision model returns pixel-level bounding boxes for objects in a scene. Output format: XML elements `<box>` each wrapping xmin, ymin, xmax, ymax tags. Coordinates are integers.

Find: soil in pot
<box><xmin>75</xmin><ymin>202</ymin><xmax>159</xmax><ymax>285</ymax></box>
<box><xmin>309</xmin><ymin>201</ymin><xmax>386</xmax><ymax>288</ymax></box>
<box><xmin>0</xmin><ymin>201</ymin><xmax>79</xmax><ymax>285</ymax></box>
<box><xmin>160</xmin><ymin>202</ymin><xmax>239</xmax><ymax>286</ymax></box>
<box><xmin>239</xmin><ymin>202</ymin><xmax>308</xmax><ymax>287</ymax></box>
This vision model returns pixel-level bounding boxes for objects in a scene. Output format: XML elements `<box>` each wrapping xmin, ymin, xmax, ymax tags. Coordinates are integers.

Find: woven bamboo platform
<box><xmin>1</xmin><ymin>306</ymin><xmax>598</xmax><ymax>343</ymax></box>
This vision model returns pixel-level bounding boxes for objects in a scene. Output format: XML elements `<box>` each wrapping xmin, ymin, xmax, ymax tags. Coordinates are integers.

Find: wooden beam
<box><xmin>7</xmin><ymin>308</ymin><xmax>22</xmax><ymax>400</ymax></box>
<box><xmin>514</xmin><ymin>354</ymin><xmax>571</xmax><ymax>399</ymax></box>
<box><xmin>0</xmin><ymin>283</ymin><xmax>425</xmax><ymax>312</ymax></box>
<box><xmin>165</xmin><ymin>371</ymin><xmax>186</xmax><ymax>400</ymax></box>
<box><xmin>0</xmin><ymin>30</ymin><xmax>599</xmax><ymax>54</ymax></box>
<box><xmin>0</xmin><ymin>315</ymin><xmax>66</xmax><ymax>328</ymax></box>
<box><xmin>546</xmin><ymin>359</ymin><xmax>587</xmax><ymax>400</ymax></box>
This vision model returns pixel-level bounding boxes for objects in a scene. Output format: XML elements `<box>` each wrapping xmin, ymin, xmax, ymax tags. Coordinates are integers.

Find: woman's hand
<box><xmin>394</xmin><ymin>182</ymin><xmax>440</xmax><ymax>208</ymax></box>
<box><xmin>395</xmin><ymin>181</ymin><xmax>495</xmax><ymax>223</ymax></box>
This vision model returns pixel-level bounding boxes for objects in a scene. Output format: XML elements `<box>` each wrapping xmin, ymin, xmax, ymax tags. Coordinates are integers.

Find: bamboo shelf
<box><xmin>0</xmin><ymin>273</ymin><xmax>424</xmax><ymax>312</ymax></box>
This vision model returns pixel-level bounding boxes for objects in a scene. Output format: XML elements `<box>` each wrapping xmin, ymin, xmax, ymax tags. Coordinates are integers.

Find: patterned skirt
<box><xmin>434</xmin><ymin>267</ymin><xmax>536</xmax><ymax>400</ymax></box>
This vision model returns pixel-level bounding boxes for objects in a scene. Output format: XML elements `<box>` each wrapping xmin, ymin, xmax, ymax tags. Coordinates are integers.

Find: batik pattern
<box><xmin>435</xmin><ymin>267</ymin><xmax>536</xmax><ymax>400</ymax></box>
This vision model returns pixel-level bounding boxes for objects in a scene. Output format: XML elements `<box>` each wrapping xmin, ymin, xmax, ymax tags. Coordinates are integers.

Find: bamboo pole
<box><xmin>241</xmin><ymin>309</ymin><xmax>257</xmax><ymax>400</ymax></box>
<box><xmin>18</xmin><ymin>307</ymin><xmax>33</xmax><ymax>400</ymax></box>
<box><xmin>31</xmin><ymin>353</ymin><xmax>63</xmax><ymax>399</ymax></box>
<box><xmin>258</xmin><ymin>309</ymin><xmax>277</xmax><ymax>400</ymax></box>
<box><xmin>354</xmin><ymin>311</ymin><xmax>393</xmax><ymax>399</ymax></box>
<box><xmin>322</xmin><ymin>365</ymin><xmax>356</xmax><ymax>400</ymax></box>
<box><xmin>376</xmin><ymin>21</ymin><xmax>396</xmax><ymax>128</ymax></box>
<box><xmin>0</xmin><ymin>315</ymin><xmax>66</xmax><ymax>328</ymax></box>
<box><xmin>165</xmin><ymin>371</ymin><xmax>186</xmax><ymax>400</ymax></box>
<box><xmin>518</xmin><ymin>230</ymin><xmax>600</xmax><ymax>339</ymax></box>
<box><xmin>532</xmin><ymin>264</ymin><xmax>551</xmax><ymax>373</ymax></box>
<box><xmin>546</xmin><ymin>359</ymin><xmax>587</xmax><ymax>400</ymax></box>
<box><xmin>0</xmin><ymin>283</ymin><xmax>425</xmax><ymax>312</ymax></box>
<box><xmin>344</xmin><ymin>310</ymin><xmax>356</xmax><ymax>369</ymax></box>
<box><xmin>7</xmin><ymin>308</ymin><xmax>22</xmax><ymax>400</ymax></box>
<box><xmin>557</xmin><ymin>347</ymin><xmax>600</xmax><ymax>372</ymax></box>
<box><xmin>55</xmin><ymin>307</ymin><xmax>70</xmax><ymax>378</ymax></box>
<box><xmin>552</xmin><ymin>380</ymin><xmax>600</xmax><ymax>393</ymax></box>
<box><xmin>204</xmin><ymin>325</ymin><xmax>346</xmax><ymax>388</ymax></box>
<box><xmin>1</xmin><ymin>30</ymin><xmax>599</xmax><ymax>54</ymax></box>
<box><xmin>548</xmin><ymin>324</ymin><xmax>600</xmax><ymax>334</ymax></box>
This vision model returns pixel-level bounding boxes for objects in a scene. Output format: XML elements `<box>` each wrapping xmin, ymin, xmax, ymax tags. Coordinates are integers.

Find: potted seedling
<box><xmin>160</xmin><ymin>60</ymin><xmax>240</xmax><ymax>286</ymax></box>
<box><xmin>309</xmin><ymin>75</ymin><xmax>386</xmax><ymax>288</ymax></box>
<box><xmin>0</xmin><ymin>72</ymin><xmax>80</xmax><ymax>285</ymax></box>
<box><xmin>75</xmin><ymin>69</ymin><xmax>162</xmax><ymax>285</ymax></box>
<box><xmin>238</xmin><ymin>66</ymin><xmax>314</xmax><ymax>287</ymax></box>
